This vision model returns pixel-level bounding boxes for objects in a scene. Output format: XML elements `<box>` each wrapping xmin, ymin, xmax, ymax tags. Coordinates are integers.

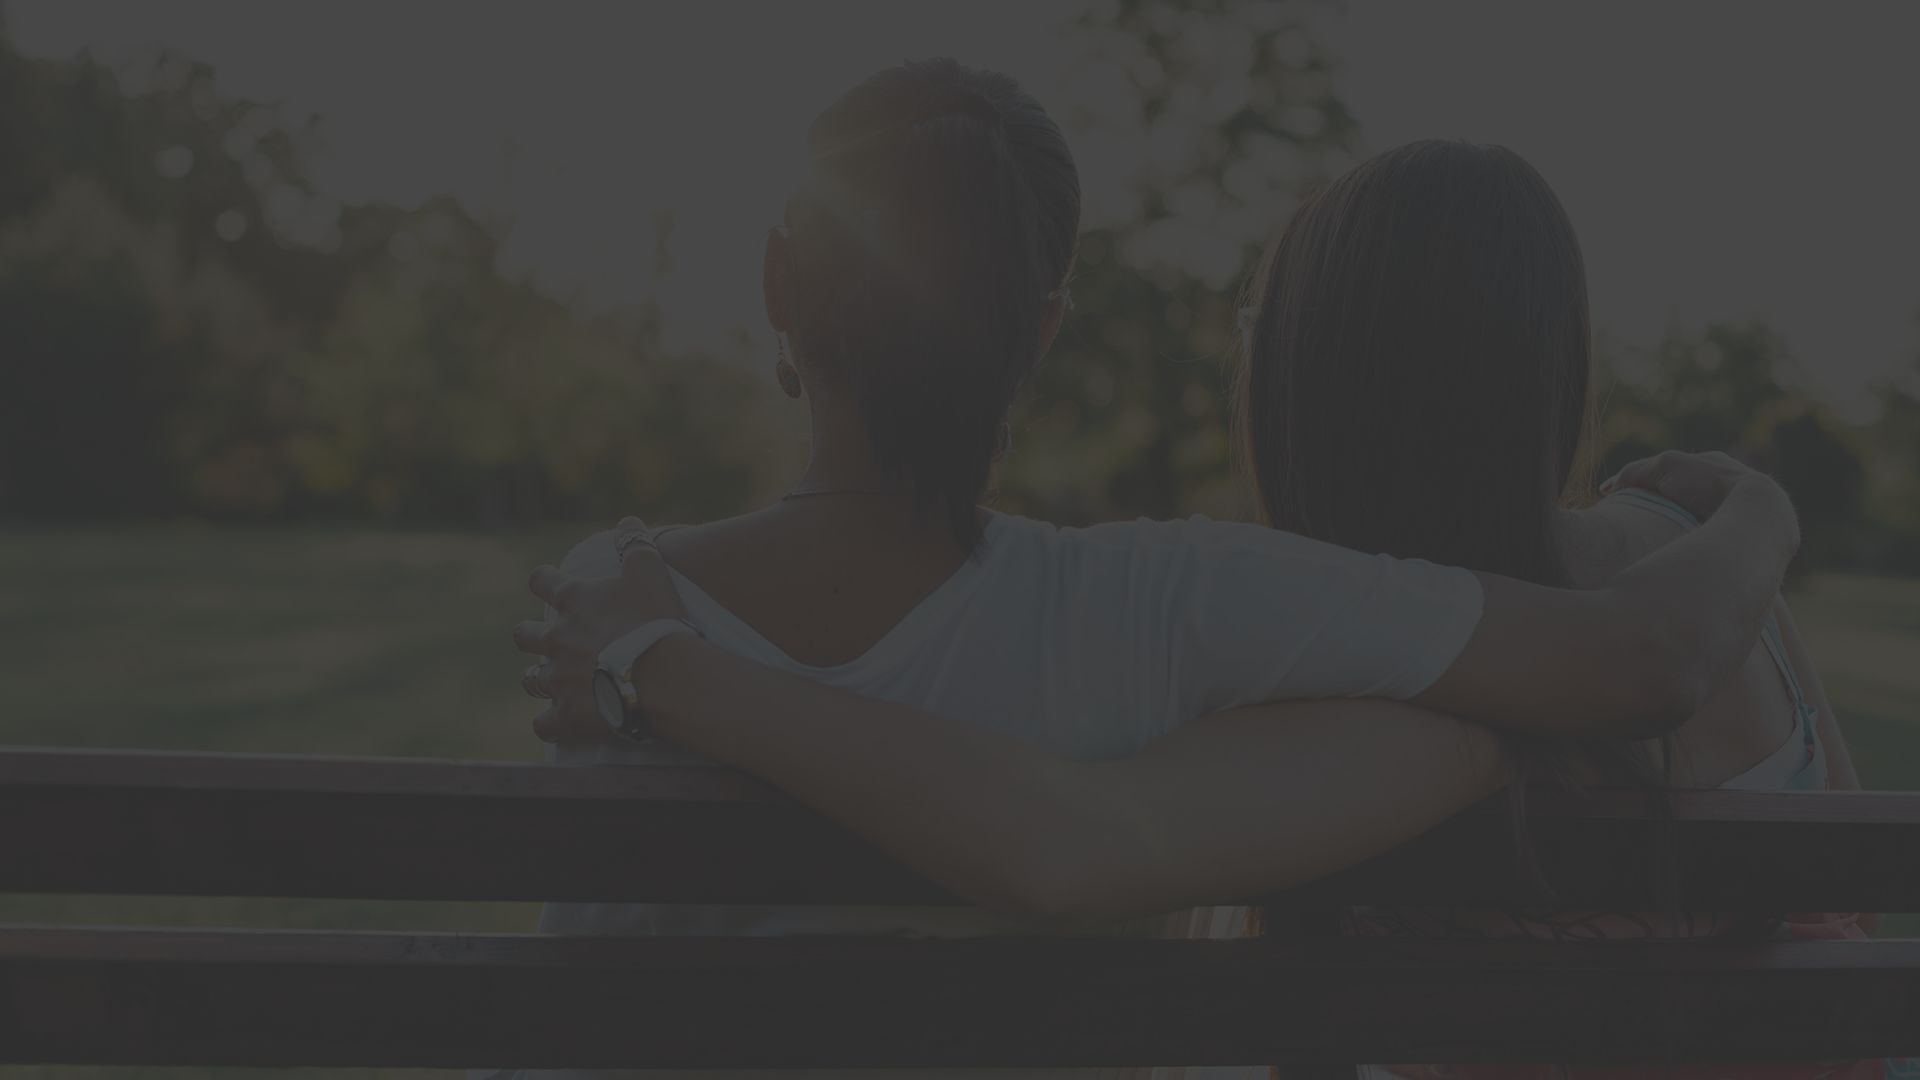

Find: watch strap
<box><xmin>596</xmin><ymin>618</ymin><xmax>701</xmax><ymax>741</ymax></box>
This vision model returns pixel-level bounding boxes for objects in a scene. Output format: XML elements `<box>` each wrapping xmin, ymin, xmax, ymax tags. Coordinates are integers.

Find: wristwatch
<box><xmin>592</xmin><ymin>618</ymin><xmax>702</xmax><ymax>742</ymax></box>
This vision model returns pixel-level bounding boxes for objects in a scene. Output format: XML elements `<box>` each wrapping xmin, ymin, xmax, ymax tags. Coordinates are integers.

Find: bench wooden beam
<box><xmin>1</xmin><ymin>927</ymin><xmax>1916</xmax><ymax>1068</ymax></box>
<box><xmin>2</xmin><ymin>747</ymin><xmax>1917</xmax><ymax>909</ymax></box>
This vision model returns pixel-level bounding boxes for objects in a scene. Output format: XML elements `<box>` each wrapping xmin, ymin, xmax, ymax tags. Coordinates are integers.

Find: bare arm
<box><xmin>634</xmin><ymin>631</ymin><xmax>1506</xmax><ymax>919</ymax></box>
<box><xmin>1417</xmin><ymin>456</ymin><xmax>1801</xmax><ymax>739</ymax></box>
<box><xmin>511</xmin><ymin>448</ymin><xmax>1793</xmax><ymax>915</ymax></box>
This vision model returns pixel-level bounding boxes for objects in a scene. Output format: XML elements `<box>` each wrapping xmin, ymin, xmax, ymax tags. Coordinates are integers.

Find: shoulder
<box><xmin>556</xmin><ymin>522</ymin><xmax>699</xmax><ymax>579</ymax></box>
<box><xmin>1020</xmin><ymin>512</ymin><xmax>1355</xmax><ymax>560</ymax></box>
<box><xmin>1563</xmin><ymin>492</ymin><xmax>1697</xmax><ymax>587</ymax></box>
<box><xmin>559</xmin><ymin>514</ymin><xmax>729</xmax><ymax>577</ymax></box>
<box><xmin>1009</xmin><ymin>512</ymin><xmax>1473</xmax><ymax>602</ymax></box>
<box><xmin>979</xmin><ymin>513</ymin><xmax>1277</xmax><ymax>578</ymax></box>
<box><xmin>1072</xmin><ymin>515</ymin><xmax>1449</xmax><ymax>587</ymax></box>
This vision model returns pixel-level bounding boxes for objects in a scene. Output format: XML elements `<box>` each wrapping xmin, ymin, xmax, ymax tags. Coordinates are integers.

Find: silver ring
<box><xmin>614</xmin><ymin>530</ymin><xmax>656</xmax><ymax>560</ymax></box>
<box><xmin>522</xmin><ymin>662</ymin><xmax>553</xmax><ymax>700</ymax></box>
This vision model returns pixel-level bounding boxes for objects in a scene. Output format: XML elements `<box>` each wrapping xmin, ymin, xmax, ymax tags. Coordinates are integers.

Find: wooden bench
<box><xmin>1</xmin><ymin>746</ymin><xmax>1918</xmax><ymax>1070</ymax></box>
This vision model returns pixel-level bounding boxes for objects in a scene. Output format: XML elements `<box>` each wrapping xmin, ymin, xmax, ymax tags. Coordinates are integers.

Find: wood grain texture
<box><xmin>2</xmin><ymin>748</ymin><xmax>1917</xmax><ymax>909</ymax></box>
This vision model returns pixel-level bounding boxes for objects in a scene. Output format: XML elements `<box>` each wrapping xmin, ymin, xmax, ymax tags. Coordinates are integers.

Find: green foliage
<box><xmin>0</xmin><ymin>13</ymin><xmax>1911</xmax><ymax>579</ymax></box>
<box><xmin>1855</xmin><ymin>378</ymin><xmax>1920</xmax><ymax>571</ymax></box>
<box><xmin>1001</xmin><ymin>0</ymin><xmax>1353</xmax><ymax>523</ymax></box>
<box><xmin>1593</xmin><ymin>322</ymin><xmax>1916</xmax><ymax>576</ymax></box>
<box><xmin>0</xmin><ymin>39</ymin><xmax>779</xmax><ymax>526</ymax></box>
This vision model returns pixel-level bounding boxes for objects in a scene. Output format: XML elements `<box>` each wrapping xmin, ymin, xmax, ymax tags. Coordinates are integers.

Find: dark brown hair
<box><xmin>784</xmin><ymin>59</ymin><xmax>1080</xmax><ymax>548</ymax></box>
<box><xmin>1237</xmin><ymin>140</ymin><xmax>1660</xmax><ymax>802</ymax></box>
<box><xmin>1238</xmin><ymin>139</ymin><xmax>1596</xmax><ymax>584</ymax></box>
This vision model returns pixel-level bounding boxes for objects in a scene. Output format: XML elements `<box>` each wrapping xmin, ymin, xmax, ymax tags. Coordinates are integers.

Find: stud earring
<box><xmin>774</xmin><ymin>336</ymin><xmax>802</xmax><ymax>399</ymax></box>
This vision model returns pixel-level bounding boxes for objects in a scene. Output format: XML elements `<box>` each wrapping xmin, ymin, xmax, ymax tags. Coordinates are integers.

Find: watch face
<box><xmin>592</xmin><ymin>670</ymin><xmax>626</xmax><ymax>732</ymax></box>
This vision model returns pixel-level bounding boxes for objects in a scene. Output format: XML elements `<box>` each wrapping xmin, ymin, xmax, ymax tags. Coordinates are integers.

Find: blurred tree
<box><xmin>1861</xmin><ymin>374</ymin><xmax>1920</xmax><ymax>572</ymax></box>
<box><xmin>0</xmin><ymin>11</ymin><xmax>1907</xmax><ymax>579</ymax></box>
<box><xmin>1754</xmin><ymin>404</ymin><xmax>1868</xmax><ymax>571</ymax></box>
<box><xmin>0</xmin><ymin>183</ymin><xmax>211</xmax><ymax>514</ymax></box>
<box><xmin>0</xmin><ymin>37</ymin><xmax>779</xmax><ymax>525</ymax></box>
<box><xmin>1001</xmin><ymin>0</ymin><xmax>1356</xmax><ymax>524</ymax></box>
<box><xmin>1595</xmin><ymin>322</ymin><xmax>1872</xmax><ymax>576</ymax></box>
<box><xmin>1596</xmin><ymin>323</ymin><xmax>1795</xmax><ymax>472</ymax></box>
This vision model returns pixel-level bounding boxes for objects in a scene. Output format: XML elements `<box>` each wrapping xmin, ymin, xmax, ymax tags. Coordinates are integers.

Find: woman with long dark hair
<box><xmin>515</xmin><ymin>64</ymin><xmax>1815</xmax><ymax>1079</ymax></box>
<box><xmin>1235</xmin><ymin>140</ymin><xmax>1871</xmax><ymax>1078</ymax></box>
<box><xmin>1241</xmin><ymin>139</ymin><xmax>1860</xmax><ymax>798</ymax></box>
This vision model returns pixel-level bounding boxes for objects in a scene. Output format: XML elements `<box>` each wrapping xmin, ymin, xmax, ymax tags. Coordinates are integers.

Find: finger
<box><xmin>619</xmin><ymin>538</ymin><xmax>668</xmax><ymax>579</ymax></box>
<box><xmin>528</xmin><ymin>565</ymin><xmax>571</xmax><ymax>609</ymax></box>
<box><xmin>618</xmin><ymin>515</ymin><xmax>672</xmax><ymax>564</ymax></box>
<box><xmin>521</xmin><ymin>662</ymin><xmax>555</xmax><ymax>700</ymax></box>
<box><xmin>512</xmin><ymin>619</ymin><xmax>554</xmax><ymax>656</ymax></box>
<box><xmin>1606</xmin><ymin>450</ymin><xmax>1676</xmax><ymax>495</ymax></box>
<box><xmin>531</xmin><ymin>704</ymin><xmax>564</xmax><ymax>743</ymax></box>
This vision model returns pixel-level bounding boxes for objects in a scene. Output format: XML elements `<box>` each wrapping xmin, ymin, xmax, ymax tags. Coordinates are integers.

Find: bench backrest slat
<box><xmin>3</xmin><ymin>748</ymin><xmax>1919</xmax><ymax>909</ymax></box>
<box><xmin>6</xmin><ymin>747</ymin><xmax>1920</xmax><ymax>1068</ymax></box>
<box><xmin>5</xmin><ymin>927</ymin><xmax>1918</xmax><ymax>1068</ymax></box>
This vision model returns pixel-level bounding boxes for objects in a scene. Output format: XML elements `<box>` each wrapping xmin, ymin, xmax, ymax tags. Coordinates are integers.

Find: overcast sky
<box><xmin>10</xmin><ymin>0</ymin><xmax>1917</xmax><ymax>417</ymax></box>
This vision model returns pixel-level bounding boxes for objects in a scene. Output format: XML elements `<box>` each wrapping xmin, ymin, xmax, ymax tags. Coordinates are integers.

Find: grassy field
<box><xmin>1</xmin><ymin>525</ymin><xmax>1917</xmax><ymax>1078</ymax></box>
<box><xmin>0</xmin><ymin>525</ymin><xmax>605</xmax><ymax>1080</ymax></box>
<box><xmin>0</xmin><ymin>524</ymin><xmax>585</xmax><ymax>762</ymax></box>
<box><xmin>1780</xmin><ymin>572</ymin><xmax>1920</xmax><ymax>789</ymax></box>
<box><xmin>7</xmin><ymin>522</ymin><xmax>1916</xmax><ymax>775</ymax></box>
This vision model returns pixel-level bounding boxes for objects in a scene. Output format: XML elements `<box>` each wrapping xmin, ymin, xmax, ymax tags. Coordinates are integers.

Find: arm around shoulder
<box><xmin>1416</xmin><ymin>465</ymin><xmax>1800</xmax><ymax>739</ymax></box>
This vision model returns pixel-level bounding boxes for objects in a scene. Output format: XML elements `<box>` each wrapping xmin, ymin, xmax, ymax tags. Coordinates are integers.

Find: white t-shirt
<box><xmin>527</xmin><ymin>510</ymin><xmax>1483</xmax><ymax>1079</ymax></box>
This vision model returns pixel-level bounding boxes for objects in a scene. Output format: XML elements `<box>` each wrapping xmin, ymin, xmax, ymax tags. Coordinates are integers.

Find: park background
<box><xmin>1</xmin><ymin>4</ymin><xmax>1918</xmax><ymax>1070</ymax></box>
